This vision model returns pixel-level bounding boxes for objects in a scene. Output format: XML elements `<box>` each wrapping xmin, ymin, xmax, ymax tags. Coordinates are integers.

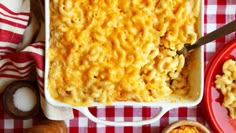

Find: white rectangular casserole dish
<box><xmin>44</xmin><ymin>0</ymin><xmax>204</xmax><ymax>126</ymax></box>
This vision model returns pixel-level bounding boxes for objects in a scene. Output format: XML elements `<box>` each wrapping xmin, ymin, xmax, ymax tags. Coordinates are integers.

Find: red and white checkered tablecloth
<box><xmin>0</xmin><ymin>0</ymin><xmax>236</xmax><ymax>132</ymax></box>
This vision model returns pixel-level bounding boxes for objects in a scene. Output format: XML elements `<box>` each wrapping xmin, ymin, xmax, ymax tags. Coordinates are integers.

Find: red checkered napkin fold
<box><xmin>0</xmin><ymin>0</ymin><xmax>75</xmax><ymax>120</ymax></box>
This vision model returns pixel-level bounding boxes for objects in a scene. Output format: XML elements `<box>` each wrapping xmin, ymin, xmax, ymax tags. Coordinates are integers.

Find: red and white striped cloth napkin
<box><xmin>0</xmin><ymin>0</ymin><xmax>43</xmax><ymax>91</ymax></box>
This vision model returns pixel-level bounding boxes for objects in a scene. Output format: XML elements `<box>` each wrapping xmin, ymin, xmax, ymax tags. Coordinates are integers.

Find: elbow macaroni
<box><xmin>48</xmin><ymin>0</ymin><xmax>200</xmax><ymax>106</ymax></box>
<box><xmin>170</xmin><ymin>126</ymin><xmax>201</xmax><ymax>133</ymax></box>
<box><xmin>215</xmin><ymin>59</ymin><xmax>236</xmax><ymax>119</ymax></box>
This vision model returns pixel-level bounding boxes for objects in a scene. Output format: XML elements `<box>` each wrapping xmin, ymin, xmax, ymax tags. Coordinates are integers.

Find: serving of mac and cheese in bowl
<box><xmin>204</xmin><ymin>39</ymin><xmax>236</xmax><ymax>132</ymax></box>
<box><xmin>44</xmin><ymin>0</ymin><xmax>204</xmax><ymax>126</ymax></box>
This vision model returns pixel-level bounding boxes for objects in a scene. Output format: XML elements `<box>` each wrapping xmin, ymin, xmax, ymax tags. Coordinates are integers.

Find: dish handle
<box><xmin>77</xmin><ymin>106</ymin><xmax>172</xmax><ymax>126</ymax></box>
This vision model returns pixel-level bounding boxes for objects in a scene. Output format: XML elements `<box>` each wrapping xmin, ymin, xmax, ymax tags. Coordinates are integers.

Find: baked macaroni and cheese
<box><xmin>162</xmin><ymin>120</ymin><xmax>210</xmax><ymax>133</ymax></box>
<box><xmin>170</xmin><ymin>126</ymin><xmax>203</xmax><ymax>133</ymax></box>
<box><xmin>215</xmin><ymin>59</ymin><xmax>236</xmax><ymax>119</ymax></box>
<box><xmin>48</xmin><ymin>0</ymin><xmax>200</xmax><ymax>106</ymax></box>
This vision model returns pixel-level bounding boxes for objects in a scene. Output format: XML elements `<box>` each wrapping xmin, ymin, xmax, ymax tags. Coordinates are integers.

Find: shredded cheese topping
<box><xmin>48</xmin><ymin>0</ymin><xmax>200</xmax><ymax>106</ymax></box>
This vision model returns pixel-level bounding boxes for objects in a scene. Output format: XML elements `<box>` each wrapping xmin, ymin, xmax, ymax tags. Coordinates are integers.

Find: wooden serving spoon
<box><xmin>178</xmin><ymin>19</ymin><xmax>236</xmax><ymax>55</ymax></box>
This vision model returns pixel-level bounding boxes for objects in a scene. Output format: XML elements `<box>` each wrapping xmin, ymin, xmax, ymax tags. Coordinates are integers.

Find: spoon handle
<box><xmin>187</xmin><ymin>19</ymin><xmax>236</xmax><ymax>50</ymax></box>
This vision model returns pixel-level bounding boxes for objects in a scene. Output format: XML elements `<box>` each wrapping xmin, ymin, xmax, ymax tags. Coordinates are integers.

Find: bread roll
<box><xmin>27</xmin><ymin>120</ymin><xmax>67</xmax><ymax>133</ymax></box>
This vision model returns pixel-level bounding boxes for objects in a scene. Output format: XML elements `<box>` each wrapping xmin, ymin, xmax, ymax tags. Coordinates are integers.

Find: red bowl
<box><xmin>204</xmin><ymin>39</ymin><xmax>236</xmax><ymax>133</ymax></box>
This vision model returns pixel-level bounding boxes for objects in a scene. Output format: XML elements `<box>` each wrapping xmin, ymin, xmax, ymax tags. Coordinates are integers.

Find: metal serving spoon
<box><xmin>178</xmin><ymin>19</ymin><xmax>236</xmax><ymax>55</ymax></box>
